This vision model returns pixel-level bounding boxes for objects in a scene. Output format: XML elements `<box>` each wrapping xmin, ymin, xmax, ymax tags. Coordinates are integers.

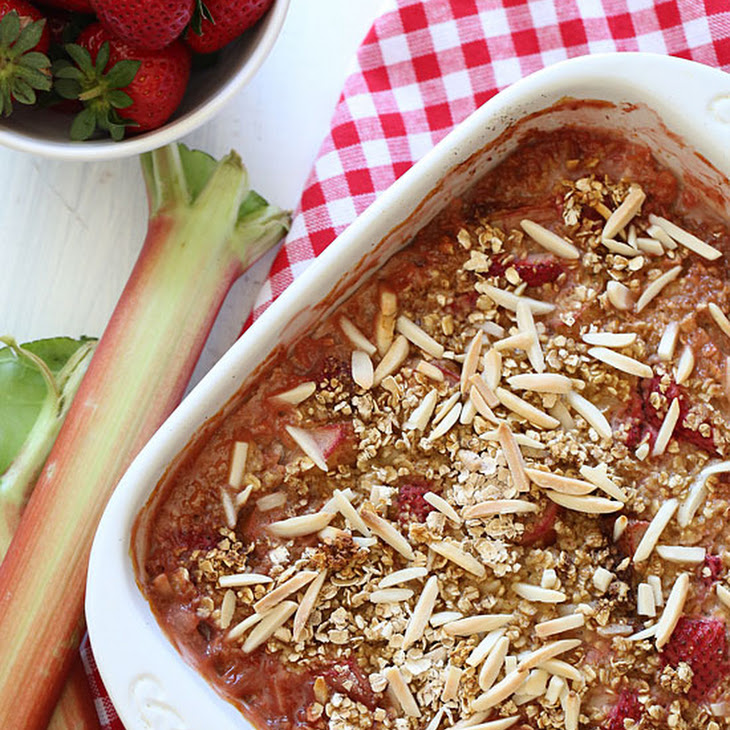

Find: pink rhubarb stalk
<box><xmin>0</xmin><ymin>143</ymin><xmax>288</xmax><ymax>729</ymax></box>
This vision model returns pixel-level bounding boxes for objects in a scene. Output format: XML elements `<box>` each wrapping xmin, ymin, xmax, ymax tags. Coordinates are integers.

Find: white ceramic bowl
<box><xmin>87</xmin><ymin>53</ymin><xmax>730</xmax><ymax>729</ymax></box>
<box><xmin>0</xmin><ymin>0</ymin><xmax>289</xmax><ymax>161</ymax></box>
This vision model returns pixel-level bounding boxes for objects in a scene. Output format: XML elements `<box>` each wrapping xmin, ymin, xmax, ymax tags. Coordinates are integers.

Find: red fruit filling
<box><xmin>320</xmin><ymin>657</ymin><xmax>376</xmax><ymax>709</ymax></box>
<box><xmin>701</xmin><ymin>554</ymin><xmax>724</xmax><ymax>586</ymax></box>
<box><xmin>396</xmin><ymin>480</ymin><xmax>436</xmax><ymax>525</ymax></box>
<box><xmin>488</xmin><ymin>255</ymin><xmax>564</xmax><ymax>287</ymax></box>
<box><xmin>661</xmin><ymin>616</ymin><xmax>730</xmax><ymax>702</ymax></box>
<box><xmin>520</xmin><ymin>501</ymin><xmax>559</xmax><ymax>547</ymax></box>
<box><xmin>605</xmin><ymin>689</ymin><xmax>643</xmax><ymax>730</ymax></box>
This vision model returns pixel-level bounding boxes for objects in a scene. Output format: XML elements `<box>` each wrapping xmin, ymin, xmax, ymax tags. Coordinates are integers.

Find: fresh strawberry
<box><xmin>55</xmin><ymin>23</ymin><xmax>191</xmax><ymax>139</ymax></box>
<box><xmin>604</xmin><ymin>689</ymin><xmax>643</xmax><ymax>730</ymax></box>
<box><xmin>396</xmin><ymin>479</ymin><xmax>435</xmax><ymax>525</ymax></box>
<box><xmin>0</xmin><ymin>1</ymin><xmax>52</xmax><ymax>114</ymax></box>
<box><xmin>185</xmin><ymin>0</ymin><xmax>273</xmax><ymax>54</ymax></box>
<box><xmin>661</xmin><ymin>616</ymin><xmax>730</xmax><ymax>701</ymax></box>
<box><xmin>90</xmin><ymin>0</ymin><xmax>194</xmax><ymax>51</ymax></box>
<box><xmin>36</xmin><ymin>0</ymin><xmax>93</xmax><ymax>11</ymax></box>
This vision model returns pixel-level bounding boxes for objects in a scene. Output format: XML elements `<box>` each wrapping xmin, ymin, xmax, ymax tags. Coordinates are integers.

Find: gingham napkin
<box><xmin>83</xmin><ymin>0</ymin><xmax>730</xmax><ymax>726</ymax></box>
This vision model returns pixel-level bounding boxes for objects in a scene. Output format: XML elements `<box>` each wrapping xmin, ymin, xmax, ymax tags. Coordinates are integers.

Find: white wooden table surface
<box><xmin>0</xmin><ymin>0</ymin><xmax>382</xmax><ymax>386</ymax></box>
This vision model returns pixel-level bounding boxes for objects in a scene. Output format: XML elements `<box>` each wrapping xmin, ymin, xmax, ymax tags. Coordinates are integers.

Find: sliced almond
<box><xmin>480</xmin><ymin>429</ymin><xmax>545</xmax><ymax>451</ymax></box>
<box><xmin>273</xmin><ymin>382</ymin><xmax>316</xmax><ymax>406</ymax></box>
<box><xmin>648</xmin><ymin>214</ymin><xmax>722</xmax><ymax>260</ymax></box>
<box><xmin>235</xmin><ymin>483</ymin><xmax>254</xmax><ymax>509</ymax></box>
<box><xmin>606</xmin><ymin>280</ymin><xmax>633</xmax><ymax>310</ymax></box>
<box><xmin>461</xmin><ymin>332</ymin><xmax>484</xmax><ymax>393</ymax></box>
<box><xmin>480</xmin><ymin>283</ymin><xmax>555</xmax><ymax>316</ymax></box>
<box><xmin>467</xmin><ymin>629</ymin><xmax>506</xmax><ymax>668</ymax></box>
<box><xmin>648</xmin><ymin>574</ymin><xmax>664</xmax><ymax>607</ymax></box>
<box><xmin>403</xmin><ymin>575</ymin><xmax>439</xmax><ymax>650</ymax></box>
<box><xmin>351</xmin><ymin>350</ymin><xmax>374</xmax><ymax>389</ymax></box>
<box><xmin>376</xmin><ymin>290</ymin><xmax>397</xmax><ymax>355</ymax></box>
<box><xmin>220</xmin><ymin>589</ymin><xmax>236</xmax><ymax>630</ymax></box>
<box><xmin>535</xmin><ymin>613</ymin><xmax>585</xmax><ymax>638</ymax></box>
<box><xmin>526</xmin><ymin>468</ymin><xmax>596</xmax><ymax>496</ymax></box>
<box><xmin>544</xmin><ymin>675</ymin><xmax>566</xmax><ymax>705</ymax></box>
<box><xmin>285</xmin><ymin>425</ymin><xmax>328</xmax><ymax>471</ymax></box>
<box><xmin>460</xmin><ymin>396</ymin><xmax>476</xmax><ymax>425</ymax></box>
<box><xmin>470</xmin><ymin>372</ymin><xmax>500</xmax><ymax>408</ymax></box>
<box><xmin>369</xmin><ymin>588</ymin><xmax>414</xmax><ymax>603</ymax></box>
<box><xmin>441</xmin><ymin>665</ymin><xmax>463</xmax><ymax>702</ymax></box>
<box><xmin>256</xmin><ymin>492</ymin><xmax>287</xmax><ymax>511</ymax></box>
<box><xmin>227</xmin><ymin>611</ymin><xmax>265</xmax><ymax>642</ymax></box>
<box><xmin>549</xmin><ymin>398</ymin><xmax>575</xmax><ymax>430</ymax></box>
<box><xmin>656</xmin><ymin>545</ymin><xmax>706</xmax><ymax>564</ymax></box>
<box><xmin>254</xmin><ymin>571</ymin><xmax>319</xmax><ymax>614</ymax></box>
<box><xmin>545</xmin><ymin>491</ymin><xmax>623</xmax><ymax>514</ymax></box>
<box><xmin>331</xmin><ymin>489</ymin><xmax>371</xmax><ymax>536</ymax></box>
<box><xmin>657</xmin><ymin>321</ymin><xmax>680</xmax><ymax>362</ymax></box>
<box><xmin>507</xmin><ymin>372</ymin><xmax>572</xmax><ymax>393</ymax></box>
<box><xmin>495</xmin><ymin>387</ymin><xmax>560</xmax><ymax>430</ymax></box>
<box><xmin>483</xmin><ymin>347</ymin><xmax>502</xmax><ymax>390</ymax></box>
<box><xmin>292</xmin><ymin>569</ymin><xmax>327</xmax><ymax>642</ymax></box>
<box><xmin>592</xmin><ymin>566</ymin><xmax>615</xmax><ymax>593</ymax></box>
<box><xmin>373</xmin><ymin>334</ymin><xmax>409</xmax><ymax>386</ymax></box>
<box><xmin>647</xmin><ymin>223</ymin><xmax>677</xmax><ymax>250</ymax></box>
<box><xmin>219</xmin><ymin>572</ymin><xmax>273</xmax><ymax>588</ymax></box>
<box><xmin>416</xmin><ymin>359</ymin><xmax>445</xmax><ymax>382</ymax></box>
<box><xmin>516</xmin><ymin>300</ymin><xmax>545</xmax><ymax>373</ymax></box>
<box><xmin>430</xmin><ymin>611</ymin><xmax>463</xmax><ymax>628</ymax></box>
<box><xmin>433</xmin><ymin>391</ymin><xmax>460</xmax><ymax>425</ymax></box>
<box><xmin>675</xmin><ymin>344</ymin><xmax>695</xmax><ymax>385</ymax></box>
<box><xmin>478</xmin><ymin>636</ymin><xmax>510</xmax><ymax>691</ymax></box>
<box><xmin>613</xmin><ymin>515</ymin><xmax>628</xmax><ymax>542</ymax></box>
<box><xmin>579</xmin><ymin>463</ymin><xmax>628</xmax><ymax>501</ymax></box>
<box><xmin>470</xmin><ymin>385</ymin><xmax>501</xmax><ymax>425</ymax></box>
<box><xmin>430</xmin><ymin>540</ymin><xmax>485</xmax><ymax>577</ymax></box>
<box><xmin>652</xmin><ymin>397</ymin><xmax>680</xmax><ymax>456</ymax></box>
<box><xmin>220</xmin><ymin>487</ymin><xmax>237</xmax><ymax>530</ymax></box>
<box><xmin>601</xmin><ymin>238</ymin><xmax>641</xmax><ymax>256</ymax></box>
<box><xmin>633</xmin><ymin>498</ymin><xmax>678</xmax><ymax>563</ymax></box>
<box><xmin>228</xmin><ymin>441</ymin><xmax>250</xmax><ymax>488</ymax></box>
<box><xmin>563</xmin><ymin>690</ymin><xmax>581</xmax><ymax>730</ymax></box>
<box><xmin>493</xmin><ymin>331</ymin><xmax>534</xmax><ymax>352</ymax></box>
<box><xmin>655</xmin><ymin>573</ymin><xmax>690</xmax><ymax>649</ymax></box>
<box><xmin>709</xmin><ymin>302</ymin><xmax>730</xmax><ymax>339</ymax></box>
<box><xmin>512</xmin><ymin>583</ymin><xmax>567</xmax><ymax>604</ymax></box>
<box><xmin>539</xmin><ymin>659</ymin><xmax>583</xmax><ymax>682</ymax></box>
<box><xmin>587</xmin><ymin>346</ymin><xmax>653</xmax><ymax>378</ymax></box>
<box><xmin>637</xmin><ymin>582</ymin><xmax>657</xmax><ymax>617</ymax></box>
<box><xmin>463</xmin><ymin>499</ymin><xmax>537</xmax><ymax>520</ymax></box>
<box><xmin>717</xmin><ymin>583</ymin><xmax>730</xmax><ymax>610</ymax></box>
<box><xmin>396</xmin><ymin>315</ymin><xmax>445</xmax><ymax>358</ymax></box>
<box><xmin>361</xmin><ymin>507</ymin><xmax>415</xmax><ymax>560</ymax></box>
<box><xmin>565</xmin><ymin>390</ymin><xmax>612</xmax><ymax>440</ymax></box>
<box><xmin>427</xmin><ymin>402</ymin><xmax>462</xmax><ymax>440</ymax></box>
<box><xmin>378</xmin><ymin>567</ymin><xmax>428</xmax><ymax>589</ymax></box>
<box><xmin>340</xmin><ymin>315</ymin><xmax>377</xmax><ymax>355</ymax></box>
<box><xmin>517</xmin><ymin>639</ymin><xmax>582</xmax><ymax>672</ymax></box>
<box><xmin>267</xmin><ymin>512</ymin><xmax>334</xmax><ymax>538</ymax></box>
<box><xmin>472</xmin><ymin>668</ymin><xmax>529</xmax><ymax>711</ymax></box>
<box><xmin>603</xmin><ymin>184</ymin><xmax>645</xmax><ymax>239</ymax></box>
<box><xmin>404</xmin><ymin>388</ymin><xmax>439</xmax><ymax>431</ymax></box>
<box><xmin>636</xmin><ymin>236</ymin><xmax>665</xmax><ymax>255</ymax></box>
<box><xmin>243</xmin><ymin>601</ymin><xmax>298</xmax><ymax>653</ymax></box>
<box><xmin>424</xmin><ymin>491</ymin><xmax>461</xmax><ymax>524</ymax></box>
<box><xmin>521</xmin><ymin>219</ymin><xmax>580</xmax><ymax>259</ymax></box>
<box><xmin>497</xmin><ymin>422</ymin><xmax>530</xmax><ymax>493</ymax></box>
<box><xmin>635</xmin><ymin>265</ymin><xmax>682</xmax><ymax>313</ymax></box>
<box><xmin>384</xmin><ymin>666</ymin><xmax>421</xmax><ymax>718</ymax></box>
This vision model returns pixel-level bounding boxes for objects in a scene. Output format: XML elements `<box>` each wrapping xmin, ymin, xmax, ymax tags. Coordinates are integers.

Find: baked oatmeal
<box><xmin>133</xmin><ymin>127</ymin><xmax>730</xmax><ymax>730</ymax></box>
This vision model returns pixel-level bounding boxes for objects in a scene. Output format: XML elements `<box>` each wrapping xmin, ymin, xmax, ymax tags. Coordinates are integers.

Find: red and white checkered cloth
<box><xmin>83</xmin><ymin>0</ymin><xmax>730</xmax><ymax>726</ymax></box>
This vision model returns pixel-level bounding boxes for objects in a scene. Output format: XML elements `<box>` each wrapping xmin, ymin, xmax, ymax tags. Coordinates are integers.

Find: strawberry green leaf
<box><xmin>13</xmin><ymin>19</ymin><xmax>45</xmax><ymax>55</ymax></box>
<box><xmin>0</xmin><ymin>11</ymin><xmax>19</xmax><ymax>46</ymax></box>
<box><xmin>70</xmin><ymin>108</ymin><xmax>96</xmax><ymax>140</ymax></box>
<box><xmin>103</xmin><ymin>59</ymin><xmax>140</xmax><ymax>89</ymax></box>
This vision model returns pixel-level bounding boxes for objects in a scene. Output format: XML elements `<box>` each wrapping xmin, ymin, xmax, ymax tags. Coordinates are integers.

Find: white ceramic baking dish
<box><xmin>86</xmin><ymin>52</ymin><xmax>730</xmax><ymax>729</ymax></box>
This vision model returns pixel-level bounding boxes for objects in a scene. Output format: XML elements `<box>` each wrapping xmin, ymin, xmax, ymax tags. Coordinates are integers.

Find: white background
<box><xmin>0</xmin><ymin>0</ymin><xmax>383</xmax><ymax>384</ymax></box>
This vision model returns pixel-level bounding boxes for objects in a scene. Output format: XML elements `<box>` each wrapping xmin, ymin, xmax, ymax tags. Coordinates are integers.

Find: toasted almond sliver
<box><xmin>517</xmin><ymin>639</ymin><xmax>582</xmax><ymax>672</ymax></box>
<box><xmin>627</xmin><ymin>624</ymin><xmax>657</xmax><ymax>642</ymax></box>
<box><xmin>648</xmin><ymin>574</ymin><xmax>664</xmax><ymax>607</ymax></box>
<box><xmin>564</xmin><ymin>690</ymin><xmax>581</xmax><ymax>730</ymax></box>
<box><xmin>592</xmin><ymin>566</ymin><xmax>615</xmax><ymax>593</ymax></box>
<box><xmin>578</xmin><ymin>463</ymin><xmax>628</xmax><ymax>501</ymax></box>
<box><xmin>493</xmin><ymin>331</ymin><xmax>534</xmax><ymax>352</ymax></box>
<box><xmin>220</xmin><ymin>487</ymin><xmax>237</xmax><ymax>530</ymax></box>
<box><xmin>675</xmin><ymin>344</ymin><xmax>695</xmax><ymax>385</ymax></box>
<box><xmin>403</xmin><ymin>575</ymin><xmax>439</xmax><ymax>650</ymax></box>
<box><xmin>678</xmin><ymin>461</ymin><xmax>730</xmax><ymax>528</ymax></box>
<box><xmin>384</xmin><ymin>667</ymin><xmax>421</xmax><ymax>718</ymax></box>
<box><xmin>267</xmin><ymin>512</ymin><xmax>334</xmax><ymax>538</ymax></box>
<box><xmin>253</xmin><ymin>571</ymin><xmax>319</xmax><ymax>614</ymax></box>
<box><xmin>480</xmin><ymin>283</ymin><xmax>555</xmax><ymax>316</ymax></box>
<box><xmin>535</xmin><ymin>613</ymin><xmax>585</xmax><ymax>638</ymax></box>
<box><xmin>441</xmin><ymin>664</ymin><xmax>463</xmax><ymax>702</ymax></box>
<box><xmin>636</xmin><ymin>236</ymin><xmax>665</xmax><ymax>255</ymax></box>
<box><xmin>657</xmin><ymin>321</ymin><xmax>680</xmax><ymax>362</ymax></box>
<box><xmin>235</xmin><ymin>483</ymin><xmax>254</xmax><ymax>509</ymax></box>
<box><xmin>655</xmin><ymin>573</ymin><xmax>690</xmax><ymax>649</ymax></box>
<box><xmin>379</xmin><ymin>567</ymin><xmax>428</xmax><ymax>589</ymax></box>
<box><xmin>460</xmin><ymin>396</ymin><xmax>477</xmax><ymax>425</ymax></box>
<box><xmin>506</xmin><ymin>372</ymin><xmax>572</xmax><ymax>393</ymax></box>
<box><xmin>285</xmin><ymin>425</ymin><xmax>328</xmax><ymax>471</ymax></box>
<box><xmin>601</xmin><ymin>238</ymin><xmax>641</xmax><ymax>256</ymax></box>
<box><xmin>549</xmin><ymin>398</ymin><xmax>575</xmax><ymax>430</ymax></box>
<box><xmin>478</xmin><ymin>636</ymin><xmax>510</xmax><ymax>692</ymax></box>
<box><xmin>635</xmin><ymin>265</ymin><xmax>683</xmax><ymax>313</ymax></box>
<box><xmin>416</xmin><ymin>359</ymin><xmax>445</xmax><ymax>382</ymax></box>
<box><xmin>613</xmin><ymin>515</ymin><xmax>628</xmax><ymax>542</ymax></box>
<box><xmin>525</xmin><ymin>468</ymin><xmax>596</xmax><ymax>496</ymax></box>
<box><xmin>495</xmin><ymin>387</ymin><xmax>560</xmax><ymax>430</ymax></box>
<box><xmin>539</xmin><ymin>659</ymin><xmax>583</xmax><ymax>682</ymax></box>
<box><xmin>709</xmin><ymin>302</ymin><xmax>730</xmax><ymax>339</ymax></box>
<box><xmin>470</xmin><ymin>372</ymin><xmax>500</xmax><ymax>408</ymax></box>
<box><xmin>340</xmin><ymin>316</ymin><xmax>377</xmax><ymax>356</ymax></box>
<box><xmin>427</xmin><ymin>402</ymin><xmax>462</xmax><ymax>440</ymax></box>
<box><xmin>219</xmin><ymin>572</ymin><xmax>273</xmax><ymax>588</ymax></box>
<box><xmin>516</xmin><ymin>300</ymin><xmax>545</xmax><ymax>373</ymax></box>
<box><xmin>361</xmin><ymin>507</ymin><xmax>414</xmax><ymax>560</ymax></box>
<box><xmin>273</xmin><ymin>382</ymin><xmax>316</xmax><ymax>406</ymax></box>
<box><xmin>328</xmin><ymin>489</ymin><xmax>369</xmax><ymax>537</ymax></box>
<box><xmin>228</xmin><ymin>441</ymin><xmax>249</xmax><ymax>488</ymax></box>
<box><xmin>647</xmin><ymin>223</ymin><xmax>677</xmax><ymax>249</ymax></box>
<box><xmin>467</xmin><ymin>629</ymin><xmax>506</xmax><ymax>668</ymax></box>
<box><xmin>520</xmin><ymin>219</ymin><xmax>580</xmax><ymax>259</ymax></box>
<box><xmin>652</xmin><ymin>397</ymin><xmax>680</xmax><ymax>456</ymax></box>
<box><xmin>430</xmin><ymin>610</ymin><xmax>463</xmax><ymax>628</ymax></box>
<box><xmin>544</xmin><ymin>675</ymin><xmax>566</xmax><ymax>704</ymax></box>
<box><xmin>545</xmin><ymin>490</ymin><xmax>623</xmax><ymax>514</ymax></box>
<box><xmin>512</xmin><ymin>583</ymin><xmax>567</xmax><ymax>604</ymax></box>
<box><xmin>292</xmin><ymin>569</ymin><xmax>327</xmax><ymax>642</ymax></box>
<box><xmin>351</xmin><ymin>350</ymin><xmax>374</xmax><ymax>389</ymax></box>
<box><xmin>430</xmin><ymin>540</ymin><xmax>485</xmax><ymax>577</ymax></box>
<box><xmin>220</xmin><ymin>589</ymin><xmax>236</xmax><ymax>629</ymax></box>
<box><xmin>606</xmin><ymin>280</ymin><xmax>633</xmax><ymax>310</ymax></box>
<box><xmin>656</xmin><ymin>545</ymin><xmax>706</xmax><ymax>564</ymax></box>
<box><xmin>256</xmin><ymin>492</ymin><xmax>287</xmax><ymax>511</ymax></box>
<box><xmin>481</xmin><ymin>429</ymin><xmax>544</xmax><ymax>451</ymax></box>
<box><xmin>602</xmin><ymin>184</ymin><xmax>646</xmax><ymax>239</ymax></box>
<box><xmin>633</xmin><ymin>498</ymin><xmax>678</xmax><ymax>563</ymax></box>
<box><xmin>483</xmin><ymin>347</ymin><xmax>502</xmax><ymax>391</ymax></box>
<box><xmin>433</xmin><ymin>391</ymin><xmax>460</xmax><ymax>425</ymax></box>
<box><xmin>462</xmin><ymin>499</ymin><xmax>537</xmax><ymax>520</ymax></box>
<box><xmin>648</xmin><ymin>214</ymin><xmax>722</xmax><ymax>260</ymax></box>
<box><xmin>404</xmin><ymin>389</ymin><xmax>439</xmax><ymax>431</ymax></box>
<box><xmin>497</xmin><ymin>422</ymin><xmax>530</xmax><ymax>493</ymax></box>
<box><xmin>396</xmin><ymin>315</ymin><xmax>445</xmax><ymax>358</ymax></box>
<box><xmin>443</xmin><ymin>614</ymin><xmax>512</xmax><ymax>636</ymax></box>
<box><xmin>565</xmin><ymin>390</ymin><xmax>612</xmax><ymax>440</ymax></box>
<box><xmin>243</xmin><ymin>601</ymin><xmax>298</xmax><ymax>653</ymax></box>
<box><xmin>461</xmin><ymin>332</ymin><xmax>484</xmax><ymax>393</ymax></box>
<box><xmin>226</xmin><ymin>611</ymin><xmax>265</xmax><ymax>642</ymax></box>
<box><xmin>587</xmin><ymin>346</ymin><xmax>653</xmax><ymax>378</ymax></box>
<box><xmin>424</xmin><ymin>708</ymin><xmax>445</xmax><ymax>730</ymax></box>
<box><xmin>717</xmin><ymin>583</ymin><xmax>730</xmax><ymax>609</ymax></box>
<box><xmin>424</xmin><ymin>491</ymin><xmax>461</xmax><ymax>524</ymax></box>
<box><xmin>369</xmin><ymin>588</ymin><xmax>414</xmax><ymax>603</ymax></box>
<box><xmin>472</xmin><ymin>668</ymin><xmax>529</xmax><ymax>711</ymax></box>
<box><xmin>470</xmin><ymin>384</ymin><xmax>501</xmax><ymax>425</ymax></box>
<box><xmin>637</xmin><ymin>583</ymin><xmax>657</xmax><ymax>617</ymax></box>
<box><xmin>373</xmin><ymin>334</ymin><xmax>409</xmax><ymax>386</ymax></box>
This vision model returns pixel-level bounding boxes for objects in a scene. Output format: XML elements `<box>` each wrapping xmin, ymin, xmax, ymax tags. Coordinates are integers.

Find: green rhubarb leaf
<box><xmin>0</xmin><ymin>337</ymin><xmax>94</xmax><ymax>474</ymax></box>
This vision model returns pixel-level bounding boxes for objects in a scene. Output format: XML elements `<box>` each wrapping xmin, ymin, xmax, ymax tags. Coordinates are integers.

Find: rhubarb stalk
<box><xmin>0</xmin><ymin>143</ymin><xmax>289</xmax><ymax>729</ymax></box>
